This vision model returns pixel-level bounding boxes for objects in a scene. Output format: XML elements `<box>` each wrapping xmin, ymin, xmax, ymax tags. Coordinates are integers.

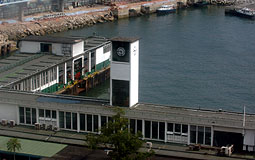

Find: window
<box><xmin>40</xmin><ymin>43</ymin><xmax>52</xmax><ymax>53</ymax></box>
<box><xmin>101</xmin><ymin>116</ymin><xmax>107</xmax><ymax>127</ymax></box>
<box><xmin>205</xmin><ymin>127</ymin><xmax>211</xmax><ymax>145</ymax></box>
<box><xmin>52</xmin><ymin>111</ymin><xmax>56</xmax><ymax>119</ymax></box>
<box><xmin>26</xmin><ymin>108</ymin><xmax>31</xmax><ymax>124</ymax></box>
<box><xmin>59</xmin><ymin>111</ymin><xmax>64</xmax><ymax>128</ymax></box>
<box><xmin>145</xmin><ymin>121</ymin><xmax>151</xmax><ymax>138</ymax></box>
<box><xmin>66</xmin><ymin>112</ymin><xmax>71</xmax><ymax>129</ymax></box>
<box><xmin>80</xmin><ymin>114</ymin><xmax>85</xmax><ymax>131</ymax></box>
<box><xmin>137</xmin><ymin>120</ymin><xmax>142</xmax><ymax>133</ymax></box>
<box><xmin>167</xmin><ymin>123</ymin><xmax>173</xmax><ymax>132</ymax></box>
<box><xmin>19</xmin><ymin>107</ymin><xmax>24</xmax><ymax>123</ymax></box>
<box><xmin>93</xmin><ymin>115</ymin><xmax>98</xmax><ymax>132</ymax></box>
<box><xmin>32</xmin><ymin>108</ymin><xmax>36</xmax><ymax>124</ymax></box>
<box><xmin>103</xmin><ymin>44</ymin><xmax>111</xmax><ymax>53</ymax></box>
<box><xmin>72</xmin><ymin>113</ymin><xmax>77</xmax><ymax>130</ymax></box>
<box><xmin>152</xmin><ymin>121</ymin><xmax>158</xmax><ymax>139</ymax></box>
<box><xmin>198</xmin><ymin>126</ymin><xmax>204</xmax><ymax>144</ymax></box>
<box><xmin>175</xmin><ymin>124</ymin><xmax>181</xmax><ymax>134</ymax></box>
<box><xmin>182</xmin><ymin>124</ymin><xmax>188</xmax><ymax>134</ymax></box>
<box><xmin>87</xmin><ymin>114</ymin><xmax>92</xmax><ymax>132</ymax></box>
<box><xmin>190</xmin><ymin>125</ymin><xmax>197</xmax><ymax>144</ymax></box>
<box><xmin>130</xmin><ymin>119</ymin><xmax>136</xmax><ymax>134</ymax></box>
<box><xmin>159</xmin><ymin>122</ymin><xmax>165</xmax><ymax>140</ymax></box>
<box><xmin>46</xmin><ymin>110</ymin><xmax>51</xmax><ymax>118</ymax></box>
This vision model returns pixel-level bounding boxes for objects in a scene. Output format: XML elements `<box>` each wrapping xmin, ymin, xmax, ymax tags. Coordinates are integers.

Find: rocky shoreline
<box><xmin>0</xmin><ymin>10</ymin><xmax>114</xmax><ymax>54</ymax></box>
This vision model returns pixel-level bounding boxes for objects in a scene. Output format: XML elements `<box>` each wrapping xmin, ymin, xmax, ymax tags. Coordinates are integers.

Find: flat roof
<box><xmin>83</xmin><ymin>36</ymin><xmax>110</xmax><ymax>51</ymax></box>
<box><xmin>0</xmin><ymin>54</ymin><xmax>70</xmax><ymax>87</ymax></box>
<box><xmin>0</xmin><ymin>136</ymin><xmax>67</xmax><ymax>157</ymax></box>
<box><xmin>21</xmin><ymin>36</ymin><xmax>83</xmax><ymax>44</ymax></box>
<box><xmin>0</xmin><ymin>90</ymin><xmax>254</xmax><ymax>130</ymax></box>
<box><xmin>111</xmin><ymin>37</ymin><xmax>140</xmax><ymax>43</ymax></box>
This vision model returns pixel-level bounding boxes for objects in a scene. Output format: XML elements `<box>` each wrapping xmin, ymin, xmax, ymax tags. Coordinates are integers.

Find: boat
<box><xmin>193</xmin><ymin>1</ymin><xmax>209</xmax><ymax>7</ymax></box>
<box><xmin>156</xmin><ymin>5</ymin><xmax>176</xmax><ymax>14</ymax></box>
<box><xmin>234</xmin><ymin>7</ymin><xmax>255</xmax><ymax>19</ymax></box>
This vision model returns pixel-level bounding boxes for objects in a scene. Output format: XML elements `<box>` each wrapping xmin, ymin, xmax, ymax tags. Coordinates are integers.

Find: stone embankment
<box><xmin>0</xmin><ymin>11</ymin><xmax>114</xmax><ymax>55</ymax></box>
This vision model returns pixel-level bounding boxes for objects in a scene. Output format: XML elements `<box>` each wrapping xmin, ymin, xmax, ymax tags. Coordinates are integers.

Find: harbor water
<box><xmin>55</xmin><ymin>6</ymin><xmax>255</xmax><ymax>113</ymax></box>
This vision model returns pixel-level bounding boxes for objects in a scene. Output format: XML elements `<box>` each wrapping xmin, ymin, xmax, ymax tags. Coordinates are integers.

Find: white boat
<box><xmin>156</xmin><ymin>5</ymin><xmax>176</xmax><ymax>14</ymax></box>
<box><xmin>235</xmin><ymin>7</ymin><xmax>255</xmax><ymax>19</ymax></box>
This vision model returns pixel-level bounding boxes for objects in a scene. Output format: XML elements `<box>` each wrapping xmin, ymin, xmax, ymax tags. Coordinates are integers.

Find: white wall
<box><xmin>20</xmin><ymin>41</ymin><xmax>40</xmax><ymax>53</ymax></box>
<box><xmin>72</xmin><ymin>41</ymin><xmax>84</xmax><ymax>57</ymax></box>
<box><xmin>52</xmin><ymin>43</ymin><xmax>63</xmax><ymax>56</ymax></box>
<box><xmin>20</xmin><ymin>41</ymin><xmax>64</xmax><ymax>55</ymax></box>
<box><xmin>111</xmin><ymin>62</ymin><xmax>130</xmax><ymax>81</ymax></box>
<box><xmin>0</xmin><ymin>103</ymin><xmax>18</xmax><ymax>123</ymax></box>
<box><xmin>130</xmin><ymin>41</ymin><xmax>139</xmax><ymax>107</ymax></box>
<box><xmin>96</xmin><ymin>46</ymin><xmax>111</xmax><ymax>65</ymax></box>
<box><xmin>244</xmin><ymin>130</ymin><xmax>255</xmax><ymax>146</ymax></box>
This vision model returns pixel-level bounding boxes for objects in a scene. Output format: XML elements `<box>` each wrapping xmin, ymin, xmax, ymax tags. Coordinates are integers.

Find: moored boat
<box><xmin>156</xmin><ymin>5</ymin><xmax>176</xmax><ymax>14</ymax></box>
<box><xmin>234</xmin><ymin>7</ymin><xmax>255</xmax><ymax>19</ymax></box>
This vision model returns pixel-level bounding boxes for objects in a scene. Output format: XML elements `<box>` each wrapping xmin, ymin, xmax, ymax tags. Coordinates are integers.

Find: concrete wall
<box><xmin>130</xmin><ymin>41</ymin><xmax>139</xmax><ymax>107</ymax></box>
<box><xmin>244</xmin><ymin>130</ymin><xmax>255</xmax><ymax>151</ymax></box>
<box><xmin>0</xmin><ymin>103</ymin><xmax>18</xmax><ymax>123</ymax></box>
<box><xmin>53</xmin><ymin>43</ymin><xmax>63</xmax><ymax>56</ymax></box>
<box><xmin>20</xmin><ymin>41</ymin><xmax>40</xmax><ymax>53</ymax></box>
<box><xmin>72</xmin><ymin>41</ymin><xmax>84</xmax><ymax>57</ymax></box>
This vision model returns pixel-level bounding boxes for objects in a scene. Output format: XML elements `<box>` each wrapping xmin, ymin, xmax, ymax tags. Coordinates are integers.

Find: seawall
<box><xmin>0</xmin><ymin>0</ymin><xmax>182</xmax><ymax>54</ymax></box>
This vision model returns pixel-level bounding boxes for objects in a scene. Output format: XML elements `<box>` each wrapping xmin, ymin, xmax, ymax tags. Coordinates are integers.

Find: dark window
<box><xmin>19</xmin><ymin>107</ymin><xmax>24</xmax><ymax>123</ymax></box>
<box><xmin>87</xmin><ymin>114</ymin><xmax>92</xmax><ymax>131</ymax></box>
<box><xmin>112</xmin><ymin>80</ymin><xmax>130</xmax><ymax>107</ymax></box>
<box><xmin>59</xmin><ymin>111</ymin><xmax>64</xmax><ymax>128</ymax></box>
<box><xmin>175</xmin><ymin>124</ymin><xmax>181</xmax><ymax>133</ymax></box>
<box><xmin>101</xmin><ymin>116</ymin><xmax>107</xmax><ymax>127</ymax></box>
<box><xmin>25</xmin><ymin>108</ymin><xmax>31</xmax><ymax>124</ymax></box>
<box><xmin>130</xmin><ymin>119</ymin><xmax>136</xmax><ymax>134</ymax></box>
<box><xmin>72</xmin><ymin>113</ymin><xmax>77</xmax><ymax>130</ymax></box>
<box><xmin>66</xmin><ymin>112</ymin><xmax>71</xmax><ymax>129</ymax></box>
<box><xmin>167</xmin><ymin>123</ymin><xmax>173</xmax><ymax>132</ymax></box>
<box><xmin>46</xmin><ymin>110</ymin><xmax>51</xmax><ymax>118</ymax></box>
<box><xmin>205</xmin><ymin>127</ymin><xmax>211</xmax><ymax>145</ymax></box>
<box><xmin>93</xmin><ymin>115</ymin><xmax>98</xmax><ymax>132</ymax></box>
<box><xmin>137</xmin><ymin>120</ymin><xmax>142</xmax><ymax>133</ymax></box>
<box><xmin>182</xmin><ymin>124</ymin><xmax>188</xmax><ymax>134</ymax></box>
<box><xmin>52</xmin><ymin>111</ymin><xmax>56</xmax><ymax>119</ymax></box>
<box><xmin>80</xmin><ymin>114</ymin><xmax>85</xmax><ymax>131</ymax></box>
<box><xmin>145</xmin><ymin>121</ymin><xmax>151</xmax><ymax>138</ymax></box>
<box><xmin>91</xmin><ymin>51</ymin><xmax>96</xmax><ymax>71</ymax></box>
<box><xmin>198</xmin><ymin>126</ymin><xmax>204</xmax><ymax>144</ymax></box>
<box><xmin>159</xmin><ymin>122</ymin><xmax>165</xmax><ymax>140</ymax></box>
<box><xmin>40</xmin><ymin>43</ymin><xmax>52</xmax><ymax>53</ymax></box>
<box><xmin>39</xmin><ymin>109</ymin><xmax>44</xmax><ymax>118</ymax></box>
<box><xmin>32</xmin><ymin>108</ymin><xmax>36</xmax><ymax>124</ymax></box>
<box><xmin>152</xmin><ymin>121</ymin><xmax>158</xmax><ymax>139</ymax></box>
<box><xmin>190</xmin><ymin>125</ymin><xmax>197</xmax><ymax>144</ymax></box>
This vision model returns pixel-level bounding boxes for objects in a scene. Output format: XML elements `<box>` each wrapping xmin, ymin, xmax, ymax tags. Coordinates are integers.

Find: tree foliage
<box><xmin>86</xmin><ymin>108</ymin><xmax>154</xmax><ymax>160</ymax></box>
<box><xmin>7</xmin><ymin>138</ymin><xmax>21</xmax><ymax>160</ymax></box>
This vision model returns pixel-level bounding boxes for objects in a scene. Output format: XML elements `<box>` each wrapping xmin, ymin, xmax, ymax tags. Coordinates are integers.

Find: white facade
<box><xmin>72</xmin><ymin>41</ymin><xmax>84</xmax><ymax>57</ymax></box>
<box><xmin>0</xmin><ymin>103</ymin><xmax>18</xmax><ymax>123</ymax></box>
<box><xmin>130</xmin><ymin>41</ymin><xmax>139</xmax><ymax>107</ymax></box>
<box><xmin>96</xmin><ymin>45</ymin><xmax>111</xmax><ymax>65</ymax></box>
<box><xmin>244</xmin><ymin>130</ymin><xmax>255</xmax><ymax>151</ymax></box>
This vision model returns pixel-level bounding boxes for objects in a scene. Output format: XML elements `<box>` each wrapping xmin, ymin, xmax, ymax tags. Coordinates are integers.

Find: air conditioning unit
<box><xmin>9</xmin><ymin>120</ymin><xmax>15</xmax><ymax>127</ymax></box>
<box><xmin>35</xmin><ymin>123</ymin><xmax>40</xmax><ymax>130</ymax></box>
<box><xmin>1</xmin><ymin>119</ymin><xmax>7</xmax><ymax>126</ymax></box>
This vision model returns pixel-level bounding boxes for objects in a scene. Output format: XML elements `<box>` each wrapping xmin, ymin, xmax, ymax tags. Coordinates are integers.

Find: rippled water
<box><xmin>56</xmin><ymin>6</ymin><xmax>255</xmax><ymax>113</ymax></box>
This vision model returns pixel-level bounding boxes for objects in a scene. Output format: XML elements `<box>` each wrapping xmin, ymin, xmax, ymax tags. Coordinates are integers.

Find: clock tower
<box><xmin>110</xmin><ymin>37</ymin><xmax>139</xmax><ymax>107</ymax></box>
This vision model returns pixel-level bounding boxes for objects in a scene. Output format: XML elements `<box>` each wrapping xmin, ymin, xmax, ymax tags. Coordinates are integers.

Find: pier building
<box><xmin>0</xmin><ymin>35</ymin><xmax>111</xmax><ymax>93</ymax></box>
<box><xmin>0</xmin><ymin>36</ymin><xmax>254</xmax><ymax>156</ymax></box>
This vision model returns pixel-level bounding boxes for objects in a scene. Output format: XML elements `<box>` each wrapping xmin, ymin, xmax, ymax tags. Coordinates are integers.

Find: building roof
<box><xmin>0</xmin><ymin>54</ymin><xmax>70</xmax><ymax>87</ymax></box>
<box><xmin>0</xmin><ymin>136</ymin><xmax>67</xmax><ymax>157</ymax></box>
<box><xmin>21</xmin><ymin>36</ymin><xmax>83</xmax><ymax>44</ymax></box>
<box><xmin>83</xmin><ymin>36</ymin><xmax>110</xmax><ymax>51</ymax></box>
<box><xmin>111</xmin><ymin>37</ymin><xmax>140</xmax><ymax>43</ymax></box>
<box><xmin>0</xmin><ymin>90</ymin><xmax>254</xmax><ymax>130</ymax></box>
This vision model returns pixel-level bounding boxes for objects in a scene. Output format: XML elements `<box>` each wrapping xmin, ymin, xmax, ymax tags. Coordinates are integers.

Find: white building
<box><xmin>0</xmin><ymin>36</ymin><xmax>254</xmax><ymax>154</ymax></box>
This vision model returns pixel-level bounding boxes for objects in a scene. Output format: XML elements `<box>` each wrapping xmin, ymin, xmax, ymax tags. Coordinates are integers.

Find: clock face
<box><xmin>116</xmin><ymin>47</ymin><xmax>125</xmax><ymax>57</ymax></box>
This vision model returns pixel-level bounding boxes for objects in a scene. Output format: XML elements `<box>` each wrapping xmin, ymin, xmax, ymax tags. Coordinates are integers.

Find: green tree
<box><xmin>86</xmin><ymin>108</ymin><xmax>154</xmax><ymax>160</ymax></box>
<box><xmin>7</xmin><ymin>138</ymin><xmax>21</xmax><ymax>160</ymax></box>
